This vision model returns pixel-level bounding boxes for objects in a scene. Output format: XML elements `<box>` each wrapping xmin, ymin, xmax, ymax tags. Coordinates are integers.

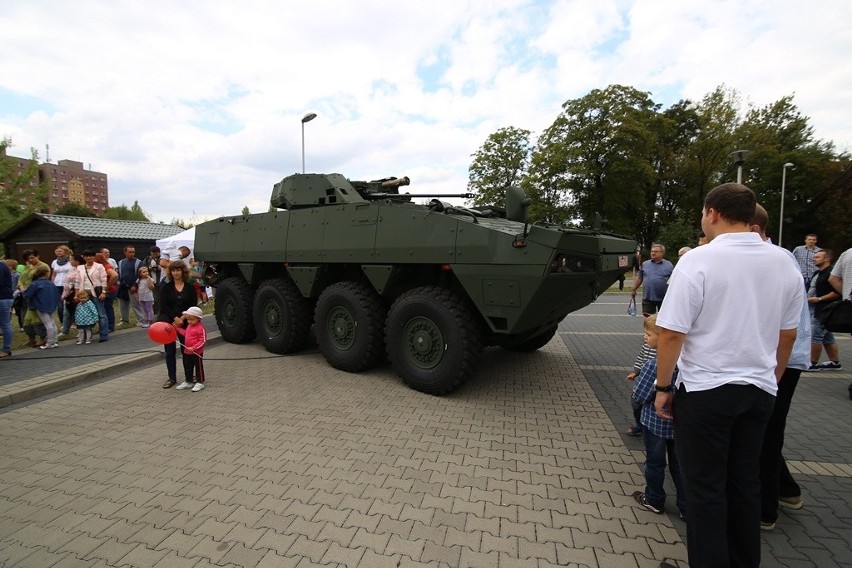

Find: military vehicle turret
<box><xmin>194</xmin><ymin>173</ymin><xmax>636</xmax><ymax>395</ymax></box>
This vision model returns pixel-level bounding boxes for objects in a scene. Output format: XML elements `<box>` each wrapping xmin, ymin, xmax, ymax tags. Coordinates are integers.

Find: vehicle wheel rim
<box><xmin>222</xmin><ymin>297</ymin><xmax>238</xmax><ymax>327</ymax></box>
<box><xmin>263</xmin><ymin>299</ymin><xmax>282</xmax><ymax>336</ymax></box>
<box><xmin>403</xmin><ymin>316</ymin><xmax>444</xmax><ymax>369</ymax></box>
<box><xmin>327</xmin><ymin>306</ymin><xmax>355</xmax><ymax>350</ymax></box>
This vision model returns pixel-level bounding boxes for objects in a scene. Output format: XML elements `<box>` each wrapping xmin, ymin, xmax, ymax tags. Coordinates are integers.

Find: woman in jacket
<box><xmin>157</xmin><ymin>260</ymin><xmax>198</xmax><ymax>388</ymax></box>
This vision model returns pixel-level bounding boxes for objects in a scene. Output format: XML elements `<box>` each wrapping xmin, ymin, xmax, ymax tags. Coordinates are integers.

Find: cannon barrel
<box><xmin>380</xmin><ymin>176</ymin><xmax>410</xmax><ymax>189</ymax></box>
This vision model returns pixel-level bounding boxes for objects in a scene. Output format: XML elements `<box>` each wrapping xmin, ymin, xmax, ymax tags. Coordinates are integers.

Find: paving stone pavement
<box><xmin>0</xmin><ymin>294</ymin><xmax>849</xmax><ymax>567</ymax></box>
<box><xmin>561</xmin><ymin>294</ymin><xmax>852</xmax><ymax>568</ymax></box>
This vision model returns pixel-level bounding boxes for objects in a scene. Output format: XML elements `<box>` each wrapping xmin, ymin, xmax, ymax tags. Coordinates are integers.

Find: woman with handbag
<box><xmin>58</xmin><ymin>254</ymin><xmax>84</xmax><ymax>339</ymax></box>
<box><xmin>77</xmin><ymin>250</ymin><xmax>110</xmax><ymax>343</ymax></box>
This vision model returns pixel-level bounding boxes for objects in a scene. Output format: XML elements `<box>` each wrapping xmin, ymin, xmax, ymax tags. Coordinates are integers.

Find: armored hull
<box><xmin>195</xmin><ymin>173</ymin><xmax>636</xmax><ymax>394</ymax></box>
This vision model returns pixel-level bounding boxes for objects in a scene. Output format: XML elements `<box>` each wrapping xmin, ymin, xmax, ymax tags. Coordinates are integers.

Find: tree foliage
<box><xmin>0</xmin><ymin>137</ymin><xmax>49</xmax><ymax>234</ymax></box>
<box><xmin>102</xmin><ymin>200</ymin><xmax>149</xmax><ymax>222</ymax></box>
<box><xmin>54</xmin><ymin>202</ymin><xmax>98</xmax><ymax>217</ymax></box>
<box><xmin>467</xmin><ymin>127</ymin><xmax>531</xmax><ymax>208</ymax></box>
<box><xmin>466</xmin><ymin>84</ymin><xmax>851</xmax><ymax>252</ymax></box>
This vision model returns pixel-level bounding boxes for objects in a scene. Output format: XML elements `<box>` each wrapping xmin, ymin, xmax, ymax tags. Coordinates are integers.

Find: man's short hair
<box><xmin>651</xmin><ymin>243</ymin><xmax>666</xmax><ymax>254</ymax></box>
<box><xmin>751</xmin><ymin>203</ymin><xmax>769</xmax><ymax>232</ymax></box>
<box><xmin>678</xmin><ymin>246</ymin><xmax>692</xmax><ymax>257</ymax></box>
<box><xmin>33</xmin><ymin>265</ymin><xmax>50</xmax><ymax>278</ymax></box>
<box><xmin>123</xmin><ymin>245</ymin><xmax>135</xmax><ymax>252</ymax></box>
<box><xmin>704</xmin><ymin>183</ymin><xmax>756</xmax><ymax>225</ymax></box>
<box><xmin>821</xmin><ymin>249</ymin><xmax>834</xmax><ymax>262</ymax></box>
<box><xmin>149</xmin><ymin>246</ymin><xmax>161</xmax><ymax>254</ymax></box>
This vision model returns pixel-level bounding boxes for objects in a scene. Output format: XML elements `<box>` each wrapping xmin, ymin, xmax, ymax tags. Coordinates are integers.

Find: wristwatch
<box><xmin>653</xmin><ymin>381</ymin><xmax>673</xmax><ymax>393</ymax></box>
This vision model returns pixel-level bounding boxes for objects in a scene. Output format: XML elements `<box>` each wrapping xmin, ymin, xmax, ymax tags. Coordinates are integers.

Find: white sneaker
<box><xmin>175</xmin><ymin>381</ymin><xmax>193</xmax><ymax>390</ymax></box>
<box><xmin>191</xmin><ymin>382</ymin><xmax>205</xmax><ymax>392</ymax></box>
<box><xmin>39</xmin><ymin>342</ymin><xmax>59</xmax><ymax>350</ymax></box>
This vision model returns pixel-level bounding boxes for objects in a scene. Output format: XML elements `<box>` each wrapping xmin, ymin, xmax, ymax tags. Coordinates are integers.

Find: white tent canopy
<box><xmin>156</xmin><ymin>226</ymin><xmax>195</xmax><ymax>258</ymax></box>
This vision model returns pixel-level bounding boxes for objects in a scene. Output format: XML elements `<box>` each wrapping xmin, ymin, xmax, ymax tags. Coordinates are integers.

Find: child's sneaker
<box><xmin>632</xmin><ymin>491</ymin><xmax>663</xmax><ymax>514</ymax></box>
<box><xmin>39</xmin><ymin>342</ymin><xmax>59</xmax><ymax>350</ymax></box>
<box><xmin>175</xmin><ymin>381</ymin><xmax>193</xmax><ymax>390</ymax></box>
<box><xmin>191</xmin><ymin>382</ymin><xmax>205</xmax><ymax>392</ymax></box>
<box><xmin>85</xmin><ymin>340</ymin><xmax>91</xmax><ymax>344</ymax></box>
<box><xmin>75</xmin><ymin>339</ymin><xmax>83</xmax><ymax>345</ymax></box>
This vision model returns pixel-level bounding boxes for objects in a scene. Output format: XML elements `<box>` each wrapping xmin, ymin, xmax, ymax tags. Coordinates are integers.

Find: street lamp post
<box><xmin>779</xmin><ymin>162</ymin><xmax>795</xmax><ymax>247</ymax></box>
<box><xmin>301</xmin><ymin>112</ymin><xmax>317</xmax><ymax>174</ymax></box>
<box><xmin>728</xmin><ymin>150</ymin><xmax>751</xmax><ymax>184</ymax></box>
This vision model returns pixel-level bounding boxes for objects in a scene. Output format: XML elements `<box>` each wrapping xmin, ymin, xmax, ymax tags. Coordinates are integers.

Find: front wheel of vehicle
<box><xmin>214</xmin><ymin>277</ymin><xmax>256</xmax><ymax>343</ymax></box>
<box><xmin>385</xmin><ymin>286</ymin><xmax>483</xmax><ymax>395</ymax></box>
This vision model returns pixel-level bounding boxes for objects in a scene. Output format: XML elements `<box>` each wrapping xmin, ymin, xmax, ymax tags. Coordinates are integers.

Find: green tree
<box><xmin>734</xmin><ymin>95</ymin><xmax>843</xmax><ymax>247</ymax></box>
<box><xmin>54</xmin><ymin>202</ymin><xmax>97</xmax><ymax>217</ymax></box>
<box><xmin>169</xmin><ymin>218</ymin><xmax>192</xmax><ymax>229</ymax></box>
<box><xmin>242</xmin><ymin>206</ymin><xmax>250</xmax><ymax>216</ymax></box>
<box><xmin>0</xmin><ymin>137</ymin><xmax>49</xmax><ymax>233</ymax></box>
<box><xmin>102</xmin><ymin>200</ymin><xmax>149</xmax><ymax>221</ymax></box>
<box><xmin>530</xmin><ymin>85</ymin><xmax>663</xmax><ymax>238</ymax></box>
<box><xmin>467</xmin><ymin>127</ymin><xmax>532</xmax><ymax>208</ymax></box>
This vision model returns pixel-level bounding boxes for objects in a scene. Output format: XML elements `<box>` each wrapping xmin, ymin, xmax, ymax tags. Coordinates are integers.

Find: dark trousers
<box><xmin>674</xmin><ymin>383</ymin><xmax>774</xmax><ymax>568</ymax></box>
<box><xmin>164</xmin><ymin>341</ymin><xmax>179</xmax><ymax>382</ymax></box>
<box><xmin>642</xmin><ymin>427</ymin><xmax>686</xmax><ymax>513</ymax></box>
<box><xmin>104</xmin><ymin>290</ymin><xmax>117</xmax><ymax>331</ymax></box>
<box><xmin>641</xmin><ymin>299</ymin><xmax>662</xmax><ymax>314</ymax></box>
<box><xmin>759</xmin><ymin>368</ymin><xmax>802</xmax><ymax>523</ymax></box>
<box><xmin>55</xmin><ymin>286</ymin><xmax>64</xmax><ymax>323</ymax></box>
<box><xmin>181</xmin><ymin>348</ymin><xmax>205</xmax><ymax>383</ymax></box>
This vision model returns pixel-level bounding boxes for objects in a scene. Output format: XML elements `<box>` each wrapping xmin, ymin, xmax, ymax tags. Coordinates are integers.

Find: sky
<box><xmin>2</xmin><ymin>0</ymin><xmax>851</xmax><ymax>225</ymax></box>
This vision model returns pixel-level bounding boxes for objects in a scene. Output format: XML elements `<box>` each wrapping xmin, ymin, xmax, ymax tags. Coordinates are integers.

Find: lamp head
<box><xmin>728</xmin><ymin>150</ymin><xmax>751</xmax><ymax>164</ymax></box>
<box><xmin>783</xmin><ymin>162</ymin><xmax>795</xmax><ymax>169</ymax></box>
<box><xmin>301</xmin><ymin>112</ymin><xmax>317</xmax><ymax>124</ymax></box>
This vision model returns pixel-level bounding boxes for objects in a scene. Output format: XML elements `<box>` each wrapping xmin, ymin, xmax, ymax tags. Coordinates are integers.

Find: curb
<box><xmin>0</xmin><ymin>332</ymin><xmax>224</xmax><ymax>409</ymax></box>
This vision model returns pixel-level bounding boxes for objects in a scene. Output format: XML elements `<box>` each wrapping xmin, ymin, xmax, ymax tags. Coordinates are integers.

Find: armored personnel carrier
<box><xmin>194</xmin><ymin>173</ymin><xmax>636</xmax><ymax>395</ymax></box>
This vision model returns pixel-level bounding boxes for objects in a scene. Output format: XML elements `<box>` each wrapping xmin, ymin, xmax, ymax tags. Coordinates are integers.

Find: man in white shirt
<box><xmin>653</xmin><ymin>183</ymin><xmax>803</xmax><ymax>568</ymax></box>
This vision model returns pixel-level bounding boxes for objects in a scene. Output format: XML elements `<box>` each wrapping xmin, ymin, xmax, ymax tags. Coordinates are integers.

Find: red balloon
<box><xmin>148</xmin><ymin>321</ymin><xmax>177</xmax><ymax>345</ymax></box>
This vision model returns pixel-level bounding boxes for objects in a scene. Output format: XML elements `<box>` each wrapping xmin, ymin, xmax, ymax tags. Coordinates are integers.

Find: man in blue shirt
<box><xmin>631</xmin><ymin>243</ymin><xmax>674</xmax><ymax>314</ymax></box>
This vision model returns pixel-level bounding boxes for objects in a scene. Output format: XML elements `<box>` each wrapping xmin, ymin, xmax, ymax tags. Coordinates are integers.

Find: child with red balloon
<box><xmin>174</xmin><ymin>306</ymin><xmax>207</xmax><ymax>392</ymax></box>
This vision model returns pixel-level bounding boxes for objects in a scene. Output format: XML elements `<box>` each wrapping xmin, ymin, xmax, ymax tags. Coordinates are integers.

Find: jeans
<box><xmin>674</xmin><ymin>383</ymin><xmax>774</xmax><ymax>568</ymax></box>
<box><xmin>0</xmin><ymin>298</ymin><xmax>13</xmax><ymax>353</ymax></box>
<box><xmin>642</xmin><ymin>427</ymin><xmax>686</xmax><ymax>514</ymax></box>
<box><xmin>37</xmin><ymin>311</ymin><xmax>57</xmax><ymax>345</ymax></box>
<box><xmin>91</xmin><ymin>296</ymin><xmax>109</xmax><ymax>340</ymax></box>
<box><xmin>61</xmin><ymin>302</ymin><xmax>77</xmax><ymax>335</ymax></box>
<box><xmin>104</xmin><ymin>290</ymin><xmax>117</xmax><ymax>331</ymax></box>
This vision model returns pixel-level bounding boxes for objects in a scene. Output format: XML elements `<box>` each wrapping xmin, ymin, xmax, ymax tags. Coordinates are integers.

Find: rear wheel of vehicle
<box><xmin>215</xmin><ymin>277</ymin><xmax>256</xmax><ymax>343</ymax></box>
<box><xmin>315</xmin><ymin>281</ymin><xmax>386</xmax><ymax>372</ymax></box>
<box><xmin>502</xmin><ymin>325</ymin><xmax>558</xmax><ymax>352</ymax></box>
<box><xmin>253</xmin><ymin>278</ymin><xmax>311</xmax><ymax>354</ymax></box>
<box><xmin>385</xmin><ymin>286</ymin><xmax>483</xmax><ymax>395</ymax></box>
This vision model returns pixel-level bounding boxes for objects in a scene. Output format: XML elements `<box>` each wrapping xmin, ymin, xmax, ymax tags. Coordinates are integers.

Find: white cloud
<box><xmin>1</xmin><ymin>0</ymin><xmax>850</xmax><ymax>223</ymax></box>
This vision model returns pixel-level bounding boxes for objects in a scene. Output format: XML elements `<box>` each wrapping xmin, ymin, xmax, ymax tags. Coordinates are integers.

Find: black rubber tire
<box><xmin>315</xmin><ymin>281</ymin><xmax>386</xmax><ymax>372</ymax></box>
<box><xmin>385</xmin><ymin>286</ymin><xmax>483</xmax><ymax>395</ymax></box>
<box><xmin>502</xmin><ymin>325</ymin><xmax>558</xmax><ymax>352</ymax></box>
<box><xmin>214</xmin><ymin>277</ymin><xmax>256</xmax><ymax>344</ymax></box>
<box><xmin>253</xmin><ymin>278</ymin><xmax>311</xmax><ymax>354</ymax></box>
